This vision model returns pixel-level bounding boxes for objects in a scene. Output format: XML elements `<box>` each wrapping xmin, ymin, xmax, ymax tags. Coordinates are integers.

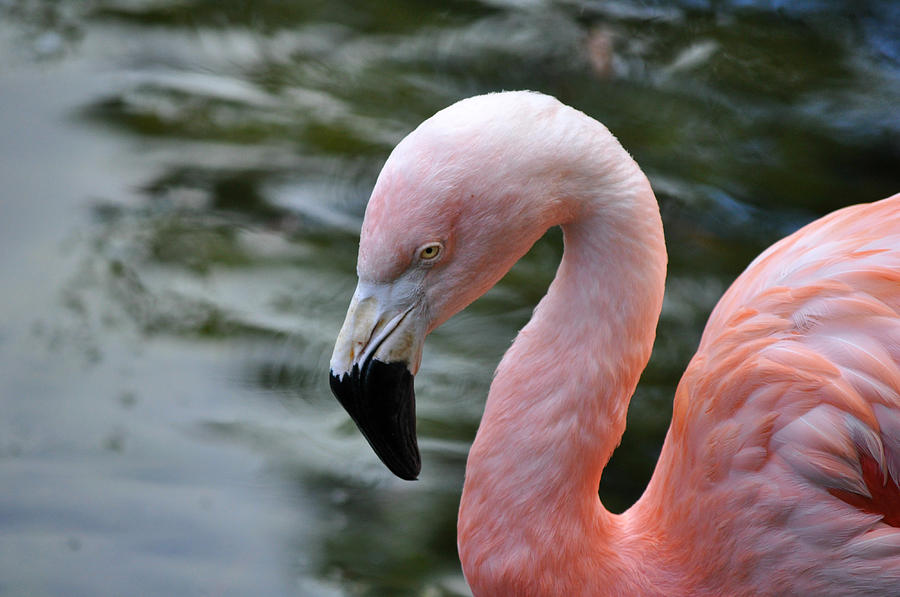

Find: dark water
<box><xmin>1</xmin><ymin>1</ymin><xmax>898</xmax><ymax>595</ymax></box>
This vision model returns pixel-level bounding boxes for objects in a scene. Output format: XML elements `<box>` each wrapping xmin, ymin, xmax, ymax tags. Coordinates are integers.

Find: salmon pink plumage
<box><xmin>329</xmin><ymin>91</ymin><xmax>900</xmax><ymax>596</ymax></box>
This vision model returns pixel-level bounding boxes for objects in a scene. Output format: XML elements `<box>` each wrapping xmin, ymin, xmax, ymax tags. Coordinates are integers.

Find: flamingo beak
<box><xmin>329</xmin><ymin>281</ymin><xmax>425</xmax><ymax>480</ymax></box>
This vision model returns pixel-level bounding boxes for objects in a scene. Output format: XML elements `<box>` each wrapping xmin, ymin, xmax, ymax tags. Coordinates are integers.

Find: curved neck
<box><xmin>457</xmin><ymin>154</ymin><xmax>667</xmax><ymax>595</ymax></box>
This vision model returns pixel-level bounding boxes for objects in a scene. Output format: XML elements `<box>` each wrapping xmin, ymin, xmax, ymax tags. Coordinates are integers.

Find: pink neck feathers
<box><xmin>457</xmin><ymin>137</ymin><xmax>668</xmax><ymax>595</ymax></box>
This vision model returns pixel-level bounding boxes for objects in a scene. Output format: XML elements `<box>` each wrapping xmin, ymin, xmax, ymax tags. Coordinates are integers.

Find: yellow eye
<box><xmin>418</xmin><ymin>243</ymin><xmax>442</xmax><ymax>261</ymax></box>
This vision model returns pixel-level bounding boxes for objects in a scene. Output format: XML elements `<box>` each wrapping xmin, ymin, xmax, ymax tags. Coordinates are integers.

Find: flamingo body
<box><xmin>637</xmin><ymin>197</ymin><xmax>900</xmax><ymax>595</ymax></box>
<box><xmin>328</xmin><ymin>91</ymin><xmax>900</xmax><ymax>596</ymax></box>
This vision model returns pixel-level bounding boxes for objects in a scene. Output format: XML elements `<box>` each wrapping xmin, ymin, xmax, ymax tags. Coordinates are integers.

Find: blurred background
<box><xmin>0</xmin><ymin>1</ymin><xmax>898</xmax><ymax>595</ymax></box>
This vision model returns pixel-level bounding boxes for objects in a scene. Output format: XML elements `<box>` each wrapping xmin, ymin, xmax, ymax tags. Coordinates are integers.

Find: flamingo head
<box><xmin>329</xmin><ymin>92</ymin><xmax>579</xmax><ymax>479</ymax></box>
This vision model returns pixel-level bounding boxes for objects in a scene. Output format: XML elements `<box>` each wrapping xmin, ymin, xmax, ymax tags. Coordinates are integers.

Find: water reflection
<box><xmin>1</xmin><ymin>0</ymin><xmax>898</xmax><ymax>595</ymax></box>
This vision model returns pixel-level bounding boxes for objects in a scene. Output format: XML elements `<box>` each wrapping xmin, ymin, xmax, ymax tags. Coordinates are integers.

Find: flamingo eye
<box><xmin>417</xmin><ymin>242</ymin><xmax>443</xmax><ymax>262</ymax></box>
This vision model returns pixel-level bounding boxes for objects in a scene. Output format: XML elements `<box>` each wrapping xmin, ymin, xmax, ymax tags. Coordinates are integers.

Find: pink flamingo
<box><xmin>329</xmin><ymin>91</ymin><xmax>900</xmax><ymax>595</ymax></box>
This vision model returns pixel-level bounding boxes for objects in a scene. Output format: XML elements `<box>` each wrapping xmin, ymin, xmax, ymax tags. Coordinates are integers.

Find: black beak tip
<box><xmin>329</xmin><ymin>360</ymin><xmax>421</xmax><ymax>481</ymax></box>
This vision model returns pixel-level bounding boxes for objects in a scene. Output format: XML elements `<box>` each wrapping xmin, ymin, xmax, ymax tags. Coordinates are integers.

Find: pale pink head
<box><xmin>329</xmin><ymin>91</ymin><xmax>620</xmax><ymax>478</ymax></box>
